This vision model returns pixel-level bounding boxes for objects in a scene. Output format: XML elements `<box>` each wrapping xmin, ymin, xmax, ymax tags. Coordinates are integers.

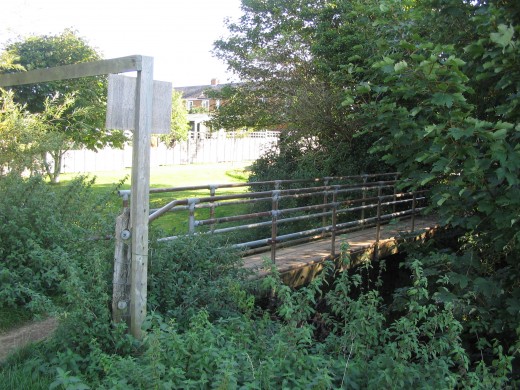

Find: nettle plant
<box><xmin>63</xmin><ymin>249</ymin><xmax>514</xmax><ymax>389</ymax></box>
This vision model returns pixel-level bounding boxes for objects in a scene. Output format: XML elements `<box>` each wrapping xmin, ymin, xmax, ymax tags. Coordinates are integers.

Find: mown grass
<box><xmin>59</xmin><ymin>162</ymin><xmax>254</xmax><ymax>236</ymax></box>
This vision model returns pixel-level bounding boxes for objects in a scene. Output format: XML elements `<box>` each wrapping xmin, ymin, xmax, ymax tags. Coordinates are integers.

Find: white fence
<box><xmin>61</xmin><ymin>131</ymin><xmax>279</xmax><ymax>173</ymax></box>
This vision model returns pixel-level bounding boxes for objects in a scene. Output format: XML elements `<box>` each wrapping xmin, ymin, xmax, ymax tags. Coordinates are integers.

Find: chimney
<box><xmin>211</xmin><ymin>78</ymin><xmax>219</xmax><ymax>86</ymax></box>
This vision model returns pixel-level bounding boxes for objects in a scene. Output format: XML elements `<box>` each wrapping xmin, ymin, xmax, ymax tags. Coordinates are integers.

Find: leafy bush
<box><xmin>41</xmin><ymin>250</ymin><xmax>514</xmax><ymax>389</ymax></box>
<box><xmin>0</xmin><ymin>174</ymin><xmax>117</xmax><ymax>314</ymax></box>
<box><xmin>148</xmin><ymin>234</ymin><xmax>254</xmax><ymax>326</ymax></box>
<box><xmin>398</xmin><ymin>249</ymin><xmax>520</xmax><ymax>365</ymax></box>
<box><xmin>249</xmin><ymin>132</ymin><xmax>386</xmax><ymax>185</ymax></box>
<box><xmin>0</xmin><ymin>173</ymin><xmax>136</xmax><ymax>384</ymax></box>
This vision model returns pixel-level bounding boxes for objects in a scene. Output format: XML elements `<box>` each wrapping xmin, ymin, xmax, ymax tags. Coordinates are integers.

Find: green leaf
<box><xmin>431</xmin><ymin>93</ymin><xmax>454</xmax><ymax>108</ymax></box>
<box><xmin>490</xmin><ymin>24</ymin><xmax>515</xmax><ymax>48</ymax></box>
<box><xmin>474</xmin><ymin>277</ymin><xmax>502</xmax><ymax>298</ymax></box>
<box><xmin>437</xmin><ymin>193</ymin><xmax>450</xmax><ymax>206</ymax></box>
<box><xmin>434</xmin><ymin>287</ymin><xmax>456</xmax><ymax>303</ymax></box>
<box><xmin>379</xmin><ymin>3</ymin><xmax>390</xmax><ymax>12</ymax></box>
<box><xmin>342</xmin><ymin>96</ymin><xmax>355</xmax><ymax>106</ymax></box>
<box><xmin>449</xmin><ymin>127</ymin><xmax>470</xmax><ymax>140</ymax></box>
<box><xmin>492</xmin><ymin>128</ymin><xmax>508</xmax><ymax>139</ymax></box>
<box><xmin>356</xmin><ymin>82</ymin><xmax>371</xmax><ymax>94</ymax></box>
<box><xmin>444</xmin><ymin>56</ymin><xmax>466</xmax><ymax>67</ymax></box>
<box><xmin>449</xmin><ymin>273</ymin><xmax>469</xmax><ymax>289</ymax></box>
<box><xmin>419</xmin><ymin>174</ymin><xmax>436</xmax><ymax>185</ymax></box>
<box><xmin>506</xmin><ymin>297</ymin><xmax>520</xmax><ymax>316</ymax></box>
<box><xmin>394</xmin><ymin>60</ymin><xmax>408</xmax><ymax>72</ymax></box>
<box><xmin>410</xmin><ymin>107</ymin><xmax>422</xmax><ymax>117</ymax></box>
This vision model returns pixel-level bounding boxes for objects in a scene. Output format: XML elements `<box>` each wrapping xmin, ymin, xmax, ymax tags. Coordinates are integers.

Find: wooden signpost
<box><xmin>0</xmin><ymin>55</ymin><xmax>172</xmax><ymax>339</ymax></box>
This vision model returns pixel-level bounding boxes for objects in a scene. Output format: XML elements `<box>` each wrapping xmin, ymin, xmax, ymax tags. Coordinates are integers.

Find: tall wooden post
<box><xmin>130</xmin><ymin>56</ymin><xmax>154</xmax><ymax>339</ymax></box>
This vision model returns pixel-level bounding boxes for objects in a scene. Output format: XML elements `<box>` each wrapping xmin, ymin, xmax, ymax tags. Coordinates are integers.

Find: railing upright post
<box><xmin>209</xmin><ymin>185</ymin><xmax>217</xmax><ymax>232</ymax></box>
<box><xmin>411</xmin><ymin>191</ymin><xmax>416</xmax><ymax>232</ymax></box>
<box><xmin>322</xmin><ymin>178</ymin><xmax>330</xmax><ymax>237</ymax></box>
<box><xmin>361</xmin><ymin>175</ymin><xmax>368</xmax><ymax>224</ymax></box>
<box><xmin>393</xmin><ymin>174</ymin><xmax>399</xmax><ymax>214</ymax></box>
<box><xmin>271</xmin><ymin>190</ymin><xmax>280</xmax><ymax>264</ymax></box>
<box><xmin>113</xmin><ymin>192</ymin><xmax>131</xmax><ymax>327</ymax></box>
<box><xmin>188</xmin><ymin>199</ymin><xmax>197</xmax><ymax>234</ymax></box>
<box><xmin>374</xmin><ymin>186</ymin><xmax>382</xmax><ymax>261</ymax></box>
<box><xmin>331</xmin><ymin>186</ymin><xmax>338</xmax><ymax>258</ymax></box>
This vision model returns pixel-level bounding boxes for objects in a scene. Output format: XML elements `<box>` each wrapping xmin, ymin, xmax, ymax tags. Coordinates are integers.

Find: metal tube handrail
<box><xmin>152</xmin><ymin>191</ymin><xmax>425</xmax><ymax>236</ymax></box>
<box><xmin>148</xmin><ymin>186</ymin><xmax>422</xmax><ymax>216</ymax></box>
<box><xmin>147</xmin><ymin>172</ymin><xmax>401</xmax><ymax>195</ymax></box>
<box><xmin>147</xmin><ymin>178</ymin><xmax>412</xmax><ymax>222</ymax></box>
<box><xmin>157</xmin><ymin>206</ymin><xmax>425</xmax><ymax>245</ymax></box>
<box><xmin>137</xmin><ymin>173</ymin><xmax>433</xmax><ymax>262</ymax></box>
<box><xmin>155</xmin><ymin>204</ymin><xmax>426</xmax><ymax>245</ymax></box>
<box><xmin>193</xmin><ymin>195</ymin><xmax>426</xmax><ymax>229</ymax></box>
<box><xmin>231</xmin><ymin>207</ymin><xmax>424</xmax><ymax>250</ymax></box>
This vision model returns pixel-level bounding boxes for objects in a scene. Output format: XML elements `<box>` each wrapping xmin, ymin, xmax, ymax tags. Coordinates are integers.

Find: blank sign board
<box><xmin>106</xmin><ymin>74</ymin><xmax>172</xmax><ymax>134</ymax></box>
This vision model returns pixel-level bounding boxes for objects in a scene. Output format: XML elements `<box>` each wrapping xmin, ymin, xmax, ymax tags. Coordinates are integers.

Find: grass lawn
<box><xmin>60</xmin><ymin>162</ymin><xmax>254</xmax><ymax>235</ymax></box>
<box><xmin>60</xmin><ymin>161</ymin><xmax>251</xmax><ymax>188</ymax></box>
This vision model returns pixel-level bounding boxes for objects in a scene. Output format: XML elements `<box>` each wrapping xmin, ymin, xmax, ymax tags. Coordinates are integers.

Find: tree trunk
<box><xmin>51</xmin><ymin>151</ymin><xmax>63</xmax><ymax>184</ymax></box>
<box><xmin>41</xmin><ymin>153</ymin><xmax>53</xmax><ymax>181</ymax></box>
<box><xmin>44</xmin><ymin>150</ymin><xmax>64</xmax><ymax>184</ymax></box>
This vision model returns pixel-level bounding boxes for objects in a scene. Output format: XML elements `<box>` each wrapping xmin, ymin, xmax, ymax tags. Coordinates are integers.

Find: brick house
<box><xmin>174</xmin><ymin>78</ymin><xmax>227</xmax><ymax>138</ymax></box>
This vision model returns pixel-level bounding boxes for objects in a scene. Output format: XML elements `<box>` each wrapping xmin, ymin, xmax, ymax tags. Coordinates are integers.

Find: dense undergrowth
<box><xmin>0</xmin><ymin>174</ymin><xmax>518</xmax><ymax>389</ymax></box>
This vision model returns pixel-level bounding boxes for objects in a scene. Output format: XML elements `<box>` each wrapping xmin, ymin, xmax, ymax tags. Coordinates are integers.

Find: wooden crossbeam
<box><xmin>0</xmin><ymin>55</ymin><xmax>142</xmax><ymax>87</ymax></box>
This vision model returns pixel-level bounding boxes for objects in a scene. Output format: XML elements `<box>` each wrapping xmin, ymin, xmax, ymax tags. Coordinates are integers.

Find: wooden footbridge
<box><xmin>112</xmin><ymin>171</ymin><xmax>438</xmax><ymax>332</ymax></box>
<box><xmin>116</xmin><ymin>172</ymin><xmax>436</xmax><ymax>282</ymax></box>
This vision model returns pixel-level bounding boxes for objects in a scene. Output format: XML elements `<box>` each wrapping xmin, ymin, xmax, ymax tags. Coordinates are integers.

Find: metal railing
<box><xmin>119</xmin><ymin>173</ymin><xmax>428</xmax><ymax>263</ymax></box>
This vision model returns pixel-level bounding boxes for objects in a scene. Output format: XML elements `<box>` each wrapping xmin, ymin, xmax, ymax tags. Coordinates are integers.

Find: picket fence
<box><xmin>61</xmin><ymin>131</ymin><xmax>279</xmax><ymax>173</ymax></box>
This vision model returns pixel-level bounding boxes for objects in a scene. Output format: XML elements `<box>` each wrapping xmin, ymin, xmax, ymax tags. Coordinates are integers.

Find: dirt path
<box><xmin>0</xmin><ymin>317</ymin><xmax>58</xmax><ymax>362</ymax></box>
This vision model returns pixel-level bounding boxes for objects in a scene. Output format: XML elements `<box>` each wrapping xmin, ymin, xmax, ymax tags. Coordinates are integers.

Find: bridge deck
<box><xmin>243</xmin><ymin>216</ymin><xmax>438</xmax><ymax>286</ymax></box>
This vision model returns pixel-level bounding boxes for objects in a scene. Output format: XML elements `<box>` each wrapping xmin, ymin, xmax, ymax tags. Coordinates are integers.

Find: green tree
<box><xmin>328</xmin><ymin>0</ymin><xmax>520</xmax><ymax>346</ymax></box>
<box><xmin>213</xmin><ymin>0</ymin><xmax>389</xmax><ymax>177</ymax></box>
<box><xmin>0</xmin><ymin>89</ymin><xmax>42</xmax><ymax>175</ymax></box>
<box><xmin>338</xmin><ymin>0</ymin><xmax>520</xmax><ymax>249</ymax></box>
<box><xmin>1</xmin><ymin>29</ymin><xmax>126</xmax><ymax>183</ymax></box>
<box><xmin>0</xmin><ymin>89</ymin><xmax>88</xmax><ymax>178</ymax></box>
<box><xmin>159</xmin><ymin>89</ymin><xmax>190</xmax><ymax>147</ymax></box>
<box><xmin>212</xmin><ymin>0</ymin><xmax>321</xmax><ymax>132</ymax></box>
<box><xmin>0</xmin><ymin>51</ymin><xmax>24</xmax><ymax>73</ymax></box>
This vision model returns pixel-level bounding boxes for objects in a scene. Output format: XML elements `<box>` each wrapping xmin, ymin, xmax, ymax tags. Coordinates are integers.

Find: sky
<box><xmin>1</xmin><ymin>0</ymin><xmax>243</xmax><ymax>87</ymax></box>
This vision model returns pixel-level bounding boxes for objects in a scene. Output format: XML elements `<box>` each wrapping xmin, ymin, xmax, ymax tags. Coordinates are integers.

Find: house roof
<box><xmin>173</xmin><ymin>84</ymin><xmax>222</xmax><ymax>100</ymax></box>
<box><xmin>174</xmin><ymin>81</ymin><xmax>237</xmax><ymax>100</ymax></box>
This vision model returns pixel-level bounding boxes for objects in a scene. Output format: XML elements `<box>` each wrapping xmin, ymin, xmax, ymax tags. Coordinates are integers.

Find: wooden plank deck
<box><xmin>243</xmin><ymin>216</ymin><xmax>439</xmax><ymax>286</ymax></box>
